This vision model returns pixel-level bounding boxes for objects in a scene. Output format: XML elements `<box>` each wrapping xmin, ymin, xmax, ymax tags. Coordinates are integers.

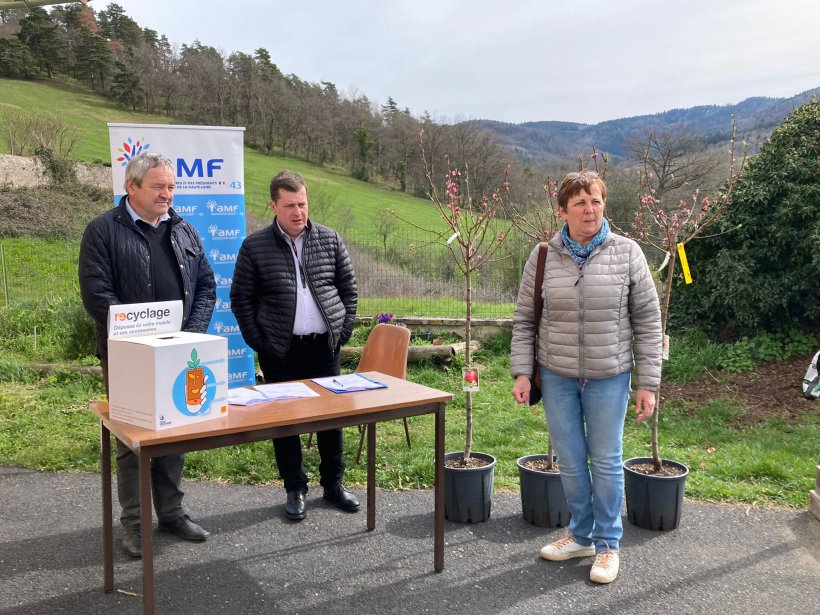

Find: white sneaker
<box><xmin>589</xmin><ymin>550</ymin><xmax>619</xmax><ymax>584</ymax></box>
<box><xmin>540</xmin><ymin>534</ymin><xmax>596</xmax><ymax>561</ymax></box>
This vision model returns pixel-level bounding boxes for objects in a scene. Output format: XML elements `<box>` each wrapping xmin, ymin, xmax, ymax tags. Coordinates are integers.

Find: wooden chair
<box><xmin>354</xmin><ymin>323</ymin><xmax>411</xmax><ymax>463</ymax></box>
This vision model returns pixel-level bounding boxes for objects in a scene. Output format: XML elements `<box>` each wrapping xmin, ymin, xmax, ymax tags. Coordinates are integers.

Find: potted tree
<box><xmin>620</xmin><ymin>121</ymin><xmax>745</xmax><ymax>530</ymax></box>
<box><xmin>391</xmin><ymin>132</ymin><xmax>514</xmax><ymax>523</ymax></box>
<box><xmin>511</xmin><ymin>176</ymin><xmax>571</xmax><ymax>527</ymax></box>
<box><xmin>517</xmin><ymin>436</ymin><xmax>570</xmax><ymax>528</ymax></box>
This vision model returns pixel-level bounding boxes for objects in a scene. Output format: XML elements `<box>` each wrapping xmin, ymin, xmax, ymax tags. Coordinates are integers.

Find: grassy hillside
<box><xmin>0</xmin><ymin>77</ymin><xmax>442</xmax><ymax>244</ymax></box>
<box><xmin>0</xmin><ymin>77</ymin><xmax>522</xmax><ymax>317</ymax></box>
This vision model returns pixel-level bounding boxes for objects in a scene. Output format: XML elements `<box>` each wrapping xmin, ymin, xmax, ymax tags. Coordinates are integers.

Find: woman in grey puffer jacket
<box><xmin>510</xmin><ymin>171</ymin><xmax>662</xmax><ymax>585</ymax></box>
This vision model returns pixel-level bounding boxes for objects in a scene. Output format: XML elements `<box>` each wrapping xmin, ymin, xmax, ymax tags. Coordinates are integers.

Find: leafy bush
<box><xmin>717</xmin><ymin>338</ymin><xmax>756</xmax><ymax>372</ymax></box>
<box><xmin>35</xmin><ymin>146</ymin><xmax>76</xmax><ymax>185</ymax></box>
<box><xmin>671</xmin><ymin>98</ymin><xmax>820</xmax><ymax>336</ymax></box>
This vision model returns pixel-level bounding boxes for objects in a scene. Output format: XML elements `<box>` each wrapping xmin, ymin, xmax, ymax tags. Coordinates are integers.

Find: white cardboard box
<box><xmin>108</xmin><ymin>331</ymin><xmax>229</xmax><ymax>430</ymax></box>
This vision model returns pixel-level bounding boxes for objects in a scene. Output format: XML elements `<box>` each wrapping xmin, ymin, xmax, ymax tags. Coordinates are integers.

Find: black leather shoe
<box><xmin>158</xmin><ymin>515</ymin><xmax>210</xmax><ymax>541</ymax></box>
<box><xmin>122</xmin><ymin>525</ymin><xmax>141</xmax><ymax>558</ymax></box>
<box><xmin>323</xmin><ymin>484</ymin><xmax>360</xmax><ymax>512</ymax></box>
<box><xmin>284</xmin><ymin>490</ymin><xmax>307</xmax><ymax>521</ymax></box>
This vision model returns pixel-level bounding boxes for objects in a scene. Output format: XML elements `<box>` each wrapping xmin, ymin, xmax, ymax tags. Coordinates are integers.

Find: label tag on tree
<box><xmin>462</xmin><ymin>368</ymin><xmax>479</xmax><ymax>392</ymax></box>
<box><xmin>662</xmin><ymin>334</ymin><xmax>670</xmax><ymax>360</ymax></box>
<box><xmin>676</xmin><ymin>242</ymin><xmax>692</xmax><ymax>284</ymax></box>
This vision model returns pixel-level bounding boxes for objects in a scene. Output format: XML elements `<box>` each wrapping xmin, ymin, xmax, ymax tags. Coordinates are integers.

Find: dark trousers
<box><xmin>258</xmin><ymin>333</ymin><xmax>344</xmax><ymax>493</ymax></box>
<box><xmin>102</xmin><ymin>360</ymin><xmax>186</xmax><ymax>527</ymax></box>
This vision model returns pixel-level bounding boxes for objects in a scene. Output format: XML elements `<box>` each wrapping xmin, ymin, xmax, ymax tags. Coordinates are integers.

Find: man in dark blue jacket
<box><xmin>79</xmin><ymin>152</ymin><xmax>216</xmax><ymax>558</ymax></box>
<box><xmin>231</xmin><ymin>170</ymin><xmax>358</xmax><ymax>521</ymax></box>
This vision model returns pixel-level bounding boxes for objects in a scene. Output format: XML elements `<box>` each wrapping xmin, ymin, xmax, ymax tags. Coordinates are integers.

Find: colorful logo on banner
<box><xmin>115</xmin><ymin>137</ymin><xmax>151</xmax><ymax>166</ymax></box>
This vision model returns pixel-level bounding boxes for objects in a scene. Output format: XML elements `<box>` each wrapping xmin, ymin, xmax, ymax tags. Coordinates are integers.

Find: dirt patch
<box><xmin>0</xmin><ymin>154</ymin><xmax>111</xmax><ymax>190</ymax></box>
<box><xmin>661</xmin><ymin>353</ymin><xmax>818</xmax><ymax>426</ymax></box>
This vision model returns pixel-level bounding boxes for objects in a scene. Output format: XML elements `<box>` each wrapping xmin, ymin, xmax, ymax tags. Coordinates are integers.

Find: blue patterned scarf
<box><xmin>561</xmin><ymin>218</ymin><xmax>610</xmax><ymax>265</ymax></box>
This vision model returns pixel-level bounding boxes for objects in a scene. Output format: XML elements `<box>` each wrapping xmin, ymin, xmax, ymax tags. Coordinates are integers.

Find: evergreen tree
<box><xmin>0</xmin><ymin>37</ymin><xmax>36</xmax><ymax>78</ymax></box>
<box><xmin>671</xmin><ymin>98</ymin><xmax>820</xmax><ymax>335</ymax></box>
<box><xmin>75</xmin><ymin>27</ymin><xmax>112</xmax><ymax>91</ymax></box>
<box><xmin>17</xmin><ymin>7</ymin><xmax>65</xmax><ymax>79</ymax></box>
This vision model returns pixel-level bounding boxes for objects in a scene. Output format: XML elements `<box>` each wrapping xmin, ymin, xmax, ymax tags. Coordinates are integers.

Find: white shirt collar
<box><xmin>124</xmin><ymin>198</ymin><xmax>171</xmax><ymax>227</ymax></box>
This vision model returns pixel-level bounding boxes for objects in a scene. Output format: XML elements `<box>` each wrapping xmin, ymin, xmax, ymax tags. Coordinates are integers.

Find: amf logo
<box><xmin>209</xmin><ymin>249</ymin><xmax>238</xmax><ymax>264</ymax></box>
<box><xmin>177</xmin><ymin>158</ymin><xmax>224</xmax><ymax>178</ymax></box>
<box><xmin>174</xmin><ymin>204</ymin><xmax>199</xmax><ymax>215</ymax></box>
<box><xmin>228</xmin><ymin>347</ymin><xmax>248</xmax><ymax>358</ymax></box>
<box><xmin>206</xmin><ymin>200</ymin><xmax>240</xmax><ymax>215</ymax></box>
<box><xmin>214</xmin><ymin>297</ymin><xmax>232</xmax><ymax>311</ymax></box>
<box><xmin>229</xmin><ymin>371</ymin><xmax>249</xmax><ymax>381</ymax></box>
<box><xmin>213</xmin><ymin>273</ymin><xmax>233</xmax><ymax>287</ymax></box>
<box><xmin>212</xmin><ymin>321</ymin><xmax>241</xmax><ymax>335</ymax></box>
<box><xmin>207</xmin><ymin>224</ymin><xmax>241</xmax><ymax>239</ymax></box>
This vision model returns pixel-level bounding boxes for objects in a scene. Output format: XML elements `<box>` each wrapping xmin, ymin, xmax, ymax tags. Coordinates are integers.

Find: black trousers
<box><xmin>101</xmin><ymin>360</ymin><xmax>186</xmax><ymax>527</ymax></box>
<box><xmin>258</xmin><ymin>333</ymin><xmax>344</xmax><ymax>493</ymax></box>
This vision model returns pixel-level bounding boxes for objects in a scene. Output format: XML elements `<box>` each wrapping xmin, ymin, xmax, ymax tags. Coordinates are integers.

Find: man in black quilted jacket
<box><xmin>230</xmin><ymin>170</ymin><xmax>358</xmax><ymax>521</ymax></box>
<box><xmin>79</xmin><ymin>152</ymin><xmax>216</xmax><ymax>558</ymax></box>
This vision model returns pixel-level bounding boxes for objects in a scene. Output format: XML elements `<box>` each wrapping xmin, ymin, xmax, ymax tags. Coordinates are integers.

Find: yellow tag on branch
<box><xmin>677</xmin><ymin>242</ymin><xmax>692</xmax><ymax>284</ymax></box>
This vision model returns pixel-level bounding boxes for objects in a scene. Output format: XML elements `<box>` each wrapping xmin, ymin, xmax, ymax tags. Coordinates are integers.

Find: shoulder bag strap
<box><xmin>533</xmin><ymin>242</ymin><xmax>548</xmax><ymax>331</ymax></box>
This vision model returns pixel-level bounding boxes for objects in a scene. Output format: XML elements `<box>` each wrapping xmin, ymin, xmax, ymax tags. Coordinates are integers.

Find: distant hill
<box><xmin>468</xmin><ymin>87</ymin><xmax>820</xmax><ymax>164</ymax></box>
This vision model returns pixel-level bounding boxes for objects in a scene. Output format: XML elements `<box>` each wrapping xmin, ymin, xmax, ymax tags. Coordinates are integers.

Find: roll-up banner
<box><xmin>107</xmin><ymin>123</ymin><xmax>255</xmax><ymax>388</ymax></box>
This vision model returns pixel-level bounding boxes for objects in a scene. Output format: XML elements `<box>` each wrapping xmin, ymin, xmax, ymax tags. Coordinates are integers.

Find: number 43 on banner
<box><xmin>676</xmin><ymin>242</ymin><xmax>692</xmax><ymax>284</ymax></box>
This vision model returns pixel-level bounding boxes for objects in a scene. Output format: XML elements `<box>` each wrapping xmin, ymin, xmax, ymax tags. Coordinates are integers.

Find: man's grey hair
<box><xmin>270</xmin><ymin>170</ymin><xmax>306</xmax><ymax>201</ymax></box>
<box><xmin>124</xmin><ymin>152</ymin><xmax>174</xmax><ymax>190</ymax></box>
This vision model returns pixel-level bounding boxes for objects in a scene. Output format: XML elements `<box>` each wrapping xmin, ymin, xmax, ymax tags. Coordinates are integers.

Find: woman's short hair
<box><xmin>557</xmin><ymin>171</ymin><xmax>607</xmax><ymax>209</ymax></box>
<box><xmin>124</xmin><ymin>152</ymin><xmax>174</xmax><ymax>190</ymax></box>
<box><xmin>270</xmin><ymin>171</ymin><xmax>306</xmax><ymax>201</ymax></box>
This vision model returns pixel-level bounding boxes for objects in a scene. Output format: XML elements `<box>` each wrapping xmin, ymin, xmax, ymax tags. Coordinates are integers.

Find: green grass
<box><xmin>357</xmin><ymin>297</ymin><xmax>515</xmax><ymax>319</ymax></box>
<box><xmin>1</xmin><ymin>77</ymin><xmax>526</xmax><ymax>319</ymax></box>
<box><xmin>0</xmin><ymin>334</ymin><xmax>816</xmax><ymax>508</ymax></box>
<box><xmin>0</xmin><ymin>78</ymin><xmax>175</xmax><ymax>162</ymax></box>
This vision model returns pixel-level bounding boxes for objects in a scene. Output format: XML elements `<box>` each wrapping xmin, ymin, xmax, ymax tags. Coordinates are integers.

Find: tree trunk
<box><xmin>652</xmin><ymin>250</ymin><xmax>678</xmax><ymax>471</ymax></box>
<box><xmin>464</xmin><ymin>258</ymin><xmax>473</xmax><ymax>459</ymax></box>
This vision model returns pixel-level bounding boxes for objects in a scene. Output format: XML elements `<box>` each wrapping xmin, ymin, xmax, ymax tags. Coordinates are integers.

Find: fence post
<box><xmin>1</xmin><ymin>242</ymin><xmax>8</xmax><ymax>307</ymax></box>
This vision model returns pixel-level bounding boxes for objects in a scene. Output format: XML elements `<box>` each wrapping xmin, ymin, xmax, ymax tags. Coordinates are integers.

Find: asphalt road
<box><xmin>1</xmin><ymin>466</ymin><xmax>818</xmax><ymax>615</ymax></box>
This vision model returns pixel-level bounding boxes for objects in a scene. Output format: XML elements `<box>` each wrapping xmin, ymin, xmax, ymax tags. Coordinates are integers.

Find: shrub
<box><xmin>671</xmin><ymin>98</ymin><xmax>820</xmax><ymax>336</ymax></box>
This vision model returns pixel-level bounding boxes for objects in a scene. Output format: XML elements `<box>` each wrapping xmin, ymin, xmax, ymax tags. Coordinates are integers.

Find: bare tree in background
<box><xmin>627</xmin><ymin>129</ymin><xmax>714</xmax><ymax>202</ymax></box>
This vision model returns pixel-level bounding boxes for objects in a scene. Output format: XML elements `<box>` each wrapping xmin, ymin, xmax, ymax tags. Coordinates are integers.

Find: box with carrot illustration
<box><xmin>108</xmin><ymin>332</ymin><xmax>229</xmax><ymax>430</ymax></box>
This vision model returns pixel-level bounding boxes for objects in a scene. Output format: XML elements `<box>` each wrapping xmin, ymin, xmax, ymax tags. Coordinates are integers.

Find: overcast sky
<box><xmin>119</xmin><ymin>0</ymin><xmax>820</xmax><ymax>125</ymax></box>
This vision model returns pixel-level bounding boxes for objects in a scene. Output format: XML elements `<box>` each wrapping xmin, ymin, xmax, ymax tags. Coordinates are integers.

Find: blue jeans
<box><xmin>540</xmin><ymin>368</ymin><xmax>631</xmax><ymax>552</ymax></box>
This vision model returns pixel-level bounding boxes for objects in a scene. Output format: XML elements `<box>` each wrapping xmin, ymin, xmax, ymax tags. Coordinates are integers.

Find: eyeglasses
<box><xmin>565</xmin><ymin>171</ymin><xmax>599</xmax><ymax>180</ymax></box>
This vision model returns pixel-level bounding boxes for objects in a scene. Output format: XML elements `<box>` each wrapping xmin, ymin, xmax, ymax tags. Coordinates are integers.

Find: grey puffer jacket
<box><xmin>78</xmin><ymin>197</ymin><xmax>216</xmax><ymax>361</ymax></box>
<box><xmin>510</xmin><ymin>231</ymin><xmax>662</xmax><ymax>391</ymax></box>
<box><xmin>230</xmin><ymin>219</ymin><xmax>357</xmax><ymax>360</ymax></box>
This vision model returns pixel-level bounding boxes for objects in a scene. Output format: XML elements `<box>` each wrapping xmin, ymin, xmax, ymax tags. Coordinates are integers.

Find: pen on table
<box><xmin>332</xmin><ymin>378</ymin><xmax>345</xmax><ymax>388</ymax></box>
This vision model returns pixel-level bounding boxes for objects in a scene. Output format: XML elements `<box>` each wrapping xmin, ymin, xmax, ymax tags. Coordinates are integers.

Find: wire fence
<box><xmin>0</xmin><ymin>228</ymin><xmax>534</xmax><ymax>318</ymax></box>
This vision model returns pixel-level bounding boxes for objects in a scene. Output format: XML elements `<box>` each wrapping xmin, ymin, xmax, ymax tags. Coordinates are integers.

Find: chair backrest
<box><xmin>355</xmin><ymin>323</ymin><xmax>411</xmax><ymax>379</ymax></box>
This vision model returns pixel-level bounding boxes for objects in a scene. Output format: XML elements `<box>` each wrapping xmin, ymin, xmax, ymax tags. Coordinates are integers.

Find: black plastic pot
<box><xmin>623</xmin><ymin>457</ymin><xmax>689</xmax><ymax>531</ymax></box>
<box><xmin>517</xmin><ymin>454</ymin><xmax>570</xmax><ymax>528</ymax></box>
<box><xmin>444</xmin><ymin>451</ymin><xmax>496</xmax><ymax>523</ymax></box>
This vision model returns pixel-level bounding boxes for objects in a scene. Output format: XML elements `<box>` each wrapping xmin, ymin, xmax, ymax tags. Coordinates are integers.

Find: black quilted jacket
<box><xmin>230</xmin><ymin>219</ymin><xmax>357</xmax><ymax>360</ymax></box>
<box><xmin>78</xmin><ymin>197</ymin><xmax>216</xmax><ymax>360</ymax></box>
